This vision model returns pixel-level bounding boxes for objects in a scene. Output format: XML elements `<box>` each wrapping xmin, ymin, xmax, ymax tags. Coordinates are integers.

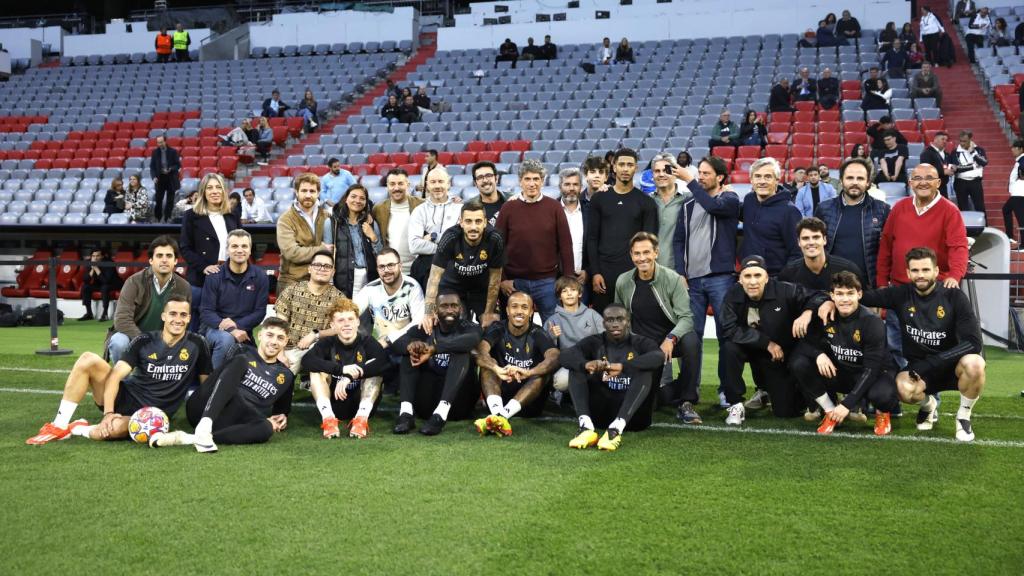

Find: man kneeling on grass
<box><xmin>474</xmin><ymin>292</ymin><xmax>560</xmax><ymax>436</ymax></box>
<box><xmin>27</xmin><ymin>297</ymin><xmax>211</xmax><ymax>445</ymax></box>
<box><xmin>560</xmin><ymin>304</ymin><xmax>662</xmax><ymax>451</ymax></box>
<box><xmin>792</xmin><ymin>271</ymin><xmax>899</xmax><ymax>436</ymax></box>
<box><xmin>150</xmin><ymin>317</ymin><xmax>294</xmax><ymax>452</ymax></box>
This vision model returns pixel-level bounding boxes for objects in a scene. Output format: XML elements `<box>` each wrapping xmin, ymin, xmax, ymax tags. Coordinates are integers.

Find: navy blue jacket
<box><xmin>739</xmin><ymin>192</ymin><xmax>802</xmax><ymax>275</ymax></box>
<box><xmin>813</xmin><ymin>194</ymin><xmax>890</xmax><ymax>288</ymax></box>
<box><xmin>199</xmin><ymin>262</ymin><xmax>269</xmax><ymax>333</ymax></box>
<box><xmin>179</xmin><ymin>210</ymin><xmax>242</xmax><ymax>286</ymax></box>
<box><xmin>672</xmin><ymin>181</ymin><xmax>741</xmax><ymax>278</ymax></box>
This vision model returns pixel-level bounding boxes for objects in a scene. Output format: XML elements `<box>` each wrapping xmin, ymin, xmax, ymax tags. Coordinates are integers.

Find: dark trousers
<box><xmin>653</xmin><ymin>331</ymin><xmax>703</xmax><ymax>406</ymax></box>
<box><xmin>153</xmin><ymin>174</ymin><xmax>176</xmax><ymax>221</ymax></box>
<box><xmin>708</xmin><ymin>139</ymin><xmax>740</xmax><ymax>148</ymax></box>
<box><xmin>568</xmin><ymin>369</ymin><xmax>655</xmax><ymax>431</ymax></box>
<box><xmin>175</xmin><ymin>49</ymin><xmax>190</xmax><ymax>62</ymax></box>
<box><xmin>495</xmin><ymin>54</ymin><xmax>517</xmax><ymax>68</ymax></box>
<box><xmin>790</xmin><ymin>354</ymin><xmax>900</xmax><ymax>413</ymax></box>
<box><xmin>1003</xmin><ymin>196</ymin><xmax>1024</xmax><ymax>244</ymax></box>
<box><xmin>922</xmin><ymin>33</ymin><xmax>941</xmax><ymax>65</ymax></box>
<box><xmin>399</xmin><ymin>353</ymin><xmax>477</xmax><ymax>421</ymax></box>
<box><xmin>591</xmin><ymin>259</ymin><xmax>632</xmax><ymax>314</ymax></box>
<box><xmin>80</xmin><ymin>281</ymin><xmax>114</xmax><ymax>313</ymax></box>
<box><xmin>721</xmin><ymin>340</ymin><xmax>804</xmax><ymax>417</ymax></box>
<box><xmin>186</xmin><ymin>357</ymin><xmax>275</xmax><ymax>445</ymax></box>
<box><xmin>329</xmin><ymin>380</ymin><xmax>381</xmax><ymax>420</ymax></box>
<box><xmin>965</xmin><ymin>34</ymin><xmax>985</xmax><ymax>63</ymax></box>
<box><xmin>156</xmin><ymin>53</ymin><xmax>171</xmax><ymax>63</ymax></box>
<box><xmin>954</xmin><ymin>178</ymin><xmax>985</xmax><ymax>212</ymax></box>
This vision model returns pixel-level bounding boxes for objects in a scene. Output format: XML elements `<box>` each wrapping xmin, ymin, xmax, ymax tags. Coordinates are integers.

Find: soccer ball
<box><xmin>128</xmin><ymin>406</ymin><xmax>170</xmax><ymax>444</ymax></box>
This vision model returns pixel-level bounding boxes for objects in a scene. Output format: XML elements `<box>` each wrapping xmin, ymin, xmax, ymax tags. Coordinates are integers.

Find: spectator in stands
<box><xmin>861</xmin><ymin>67</ymin><xmax>891</xmax><ymax>111</ymax></box>
<box><xmin>541</xmin><ymin>35</ymin><xmax>557</xmax><ymax>60</ymax></box>
<box><xmin>331</xmin><ymin>184</ymin><xmax>383</xmax><ymax>299</ymax></box>
<box><xmin>876</xmin><ymin>132</ymin><xmax>909</xmax><ymax>184</ymax></box>
<box><xmin>899</xmin><ymin>22</ymin><xmax>916</xmax><ymax>46</ymax></box>
<box><xmin>919</xmin><ymin>6</ymin><xmax>944</xmax><ymax>65</ymax></box>
<box><xmin>708</xmin><ymin>110</ymin><xmax>740</xmax><ymax>148</ymax></box>
<box><xmin>413</xmin><ymin>86</ymin><xmax>431</xmax><ymax>113</ymax></box>
<box><xmin>219</xmin><ymin>118</ymin><xmax>256</xmax><ymax>147</ymax></box>
<box><xmin>199</xmin><ymin>229</ymin><xmax>268</xmax><ymax>368</ymax></box>
<box><xmin>228</xmin><ymin>192</ymin><xmax>242</xmax><ymax>220</ymax></box>
<box><xmin>262</xmin><ymin>89</ymin><xmax>289</xmax><ymax>118</ymax></box>
<box><xmin>521</xmin><ymin>37</ymin><xmax>542</xmax><ymax>61</ymax></box>
<box><xmin>955</xmin><ymin>0</ymin><xmax>978</xmax><ymax>20</ymax></box>
<box><xmin>836</xmin><ymin>9</ymin><xmax>861</xmax><ymax>40</ymax></box>
<box><xmin>495</xmin><ymin>159</ymin><xmax>575</xmax><ymax>323</ymax></box>
<box><xmin>255</xmin><ymin>117</ymin><xmax>273</xmax><ymax>164</ymax></box>
<box><xmin>240</xmin><ymin>187</ymin><xmax>273</xmax><ymax>224</ymax></box>
<box><xmin>398</xmin><ymin>94</ymin><xmax>421</xmax><ymax>124</ymax></box>
<box><xmin>108</xmin><ymin>235</ymin><xmax>192</xmax><ymax>364</ymax></box>
<box><xmin>78</xmin><ymin>248</ymin><xmax>119</xmax><ymax>322</ymax></box>
<box><xmin>558</xmin><ymin>168</ymin><xmax>588</xmax><ymax>291</ymax></box>
<box><xmin>816</xmin><ymin>19</ymin><xmax>843</xmax><ymax>47</ymax></box>
<box><xmin>408</xmin><ymin>167</ymin><xmax>460</xmax><ymax>289</ymax></box>
<box><xmin>149</xmin><ymin>135</ymin><xmax>180</xmax><ymax>223</ymax></box>
<box><xmin>1015</xmin><ymin>22</ymin><xmax>1024</xmax><ymax>47</ymax></box>
<box><xmin>104</xmin><ymin>178</ymin><xmax>126</xmax><ymax>215</ymax></box>
<box><xmin>298</xmin><ymin>89</ymin><xmax>318</xmax><ymax>132</ymax></box>
<box><xmin>867</xmin><ymin>115</ymin><xmax>907</xmax><ymax>159</ymax></box>
<box><xmin>819</xmin><ymin>164</ymin><xmax>841</xmax><ymax>190</ymax></box>
<box><xmin>615</xmin><ymin>38</ymin><xmax>635</xmax><ymax>64</ymax></box>
<box><xmin>952</xmin><ymin>130</ymin><xmax>988</xmax><ymax>213</ymax></box>
<box><xmin>823</xmin><ymin>12</ymin><xmax>837</xmax><ymax>29</ymax></box>
<box><xmin>385</xmin><ymin>79</ymin><xmax>403</xmax><ymax>101</ymax></box>
<box><xmin>469</xmin><ymin>161</ymin><xmax>505</xmax><ymax>225</ymax></box>
<box><xmin>1004</xmin><ymin>139</ymin><xmax>1024</xmax><ymax>248</ymax></box>
<box><xmin>173</xmin><ymin>23</ymin><xmax>190</xmax><ymax>62</ymax></box>
<box><xmin>321</xmin><ymin>157</ymin><xmax>358</xmax><ymax>209</ymax></box>
<box><xmin>277</xmin><ymin>172</ymin><xmax>333</xmax><ymax>295</ymax></box>
<box><xmin>171</xmin><ymin>190</ymin><xmax>197</xmax><ymax>223</ymax></box>
<box><xmin>964</xmin><ymin>7</ymin><xmax>991</xmax><ymax>64</ymax></box>
<box><xmin>795</xmin><ymin>166</ymin><xmax>837</xmax><ymax>217</ymax></box>
<box><xmin>124</xmin><ymin>175</ymin><xmax>150</xmax><ymax>222</ymax></box>
<box><xmin>401</xmin><ymin>87</ymin><xmax>413</xmax><ymax>102</ymax></box>
<box><xmin>878</xmin><ymin>22</ymin><xmax>899</xmax><ymax>52</ymax></box>
<box><xmin>739</xmin><ymin>111</ymin><xmax>767</xmax><ymax>148</ymax></box>
<box><xmin>783</xmin><ymin>166</ymin><xmax>807</xmax><ymax>198</ymax></box>
<box><xmin>769</xmin><ymin>78</ymin><xmax>795</xmax><ymax>113</ymax></box>
<box><xmin>910</xmin><ymin>61</ymin><xmax>942</xmax><ymax>106</ymax></box>
<box><xmin>416</xmin><ymin>149</ymin><xmax>444</xmax><ymax>196</ymax></box>
<box><xmin>373</xmin><ymin>168</ymin><xmax>423</xmax><ymax>275</ymax></box>
<box><xmin>817</xmin><ymin>68</ymin><xmax>840</xmax><ymax>110</ymax></box>
<box><xmin>155</xmin><ymin>28</ymin><xmax>173</xmax><ymax>63</ymax></box>
<box><xmin>740</xmin><ymin>157</ymin><xmax>802</xmax><ymax>275</ymax></box>
<box><xmin>849</xmin><ymin>143</ymin><xmax>870</xmax><ymax>160</ymax></box>
<box><xmin>906</xmin><ymin>42</ymin><xmax>925</xmax><ymax>69</ymax></box>
<box><xmin>380</xmin><ymin>94</ymin><xmax>400</xmax><ymax>127</ymax></box>
<box><xmin>921</xmin><ymin>131</ymin><xmax>955</xmax><ymax>196</ymax></box>
<box><xmin>791</xmin><ymin>67</ymin><xmax>817</xmax><ymax>103</ymax></box>
<box><xmin>603</xmin><ymin>151</ymin><xmax>617</xmax><ymax>186</ymax></box>
<box><xmin>990</xmin><ymin>17</ymin><xmax>1011</xmax><ymax>47</ymax></box>
<box><xmin>180</xmin><ymin>172</ymin><xmax>242</xmax><ymax>325</ymax></box>
<box><xmin>597</xmin><ymin>37</ymin><xmax>613</xmax><ymax>65</ymax></box>
<box><xmin>496</xmin><ymin>38</ymin><xmax>519</xmax><ymax>68</ymax></box>
<box><xmin>881</xmin><ymin>38</ymin><xmax>909</xmax><ymax>79</ymax></box>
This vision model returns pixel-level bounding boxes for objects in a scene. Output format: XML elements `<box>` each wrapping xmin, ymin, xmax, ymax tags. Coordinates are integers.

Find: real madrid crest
<box><xmin>479</xmin><ymin>249</ymin><xmax>488</xmax><ymax>261</ymax></box>
<box><xmin>356</xmin><ymin>351</ymin><xmax>363</xmax><ymax>362</ymax></box>
<box><xmin>853</xmin><ymin>329</ymin><xmax>861</xmax><ymax>343</ymax></box>
<box><xmin>936</xmin><ymin>305</ymin><xmax>945</xmax><ymax>319</ymax></box>
<box><xmin>276</xmin><ymin>373</ymin><xmax>286</xmax><ymax>385</ymax></box>
<box><xmin>179</xmin><ymin>348</ymin><xmax>190</xmax><ymax>361</ymax></box>
<box><xmin>627</xmin><ymin>352</ymin><xmax>634</xmax><ymax>360</ymax></box>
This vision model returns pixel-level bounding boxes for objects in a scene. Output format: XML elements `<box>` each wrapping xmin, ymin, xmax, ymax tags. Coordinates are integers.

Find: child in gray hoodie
<box><xmin>543</xmin><ymin>276</ymin><xmax>605</xmax><ymax>393</ymax></box>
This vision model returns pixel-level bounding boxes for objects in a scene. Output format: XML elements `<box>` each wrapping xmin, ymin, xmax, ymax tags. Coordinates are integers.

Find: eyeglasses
<box><xmin>474</xmin><ymin>173</ymin><xmax>496</xmax><ymax>181</ymax></box>
<box><xmin>909</xmin><ymin>176</ymin><xmax>939</xmax><ymax>183</ymax></box>
<box><xmin>376</xmin><ymin>262</ymin><xmax>399</xmax><ymax>270</ymax></box>
<box><xmin>309</xmin><ymin>263</ymin><xmax>334</xmax><ymax>270</ymax></box>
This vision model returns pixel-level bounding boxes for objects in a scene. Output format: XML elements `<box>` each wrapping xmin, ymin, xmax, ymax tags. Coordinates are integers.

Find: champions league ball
<box><xmin>128</xmin><ymin>406</ymin><xmax>170</xmax><ymax>444</ymax></box>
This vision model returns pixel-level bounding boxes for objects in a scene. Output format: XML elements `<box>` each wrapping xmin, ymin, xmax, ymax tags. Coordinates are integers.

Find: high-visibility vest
<box><xmin>173</xmin><ymin>30</ymin><xmax>189</xmax><ymax>50</ymax></box>
<box><xmin>156</xmin><ymin>34</ymin><xmax>172</xmax><ymax>54</ymax></box>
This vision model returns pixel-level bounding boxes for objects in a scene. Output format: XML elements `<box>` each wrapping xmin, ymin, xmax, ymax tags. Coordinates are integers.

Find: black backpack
<box><xmin>0</xmin><ymin>303</ymin><xmax>18</xmax><ymax>327</ymax></box>
<box><xmin>21</xmin><ymin>304</ymin><xmax>64</xmax><ymax>326</ymax></box>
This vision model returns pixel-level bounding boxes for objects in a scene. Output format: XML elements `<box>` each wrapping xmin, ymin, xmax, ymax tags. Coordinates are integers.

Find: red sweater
<box><xmin>495</xmin><ymin>196</ymin><xmax>575</xmax><ymax>280</ymax></box>
<box><xmin>876</xmin><ymin>195</ymin><xmax>969</xmax><ymax>286</ymax></box>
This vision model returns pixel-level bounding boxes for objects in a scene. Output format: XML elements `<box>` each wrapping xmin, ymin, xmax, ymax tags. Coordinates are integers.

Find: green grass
<box><xmin>1</xmin><ymin>323</ymin><xmax>1022</xmax><ymax>575</ymax></box>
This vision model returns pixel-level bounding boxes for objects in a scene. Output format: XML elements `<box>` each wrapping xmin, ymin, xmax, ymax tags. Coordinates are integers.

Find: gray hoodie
<box><xmin>542</xmin><ymin>305</ymin><xmax>604</xmax><ymax>350</ymax></box>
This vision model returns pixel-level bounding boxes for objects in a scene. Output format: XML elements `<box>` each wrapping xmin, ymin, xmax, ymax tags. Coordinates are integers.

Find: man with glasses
<box><xmin>274</xmin><ymin>250</ymin><xmax>348</xmax><ymax>376</ymax></box>
<box><xmin>468</xmin><ymin>161</ymin><xmax>506</xmax><ymax>226</ymax></box>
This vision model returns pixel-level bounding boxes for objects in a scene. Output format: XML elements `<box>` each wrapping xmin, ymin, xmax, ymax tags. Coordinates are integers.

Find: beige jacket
<box><xmin>276</xmin><ymin>204</ymin><xmax>330</xmax><ymax>286</ymax></box>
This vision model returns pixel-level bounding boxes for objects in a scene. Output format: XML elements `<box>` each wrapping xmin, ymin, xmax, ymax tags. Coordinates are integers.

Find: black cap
<box><xmin>740</xmin><ymin>255</ymin><xmax>767</xmax><ymax>272</ymax></box>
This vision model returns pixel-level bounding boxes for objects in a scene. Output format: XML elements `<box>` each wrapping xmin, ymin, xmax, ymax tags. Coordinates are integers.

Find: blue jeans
<box><xmin>512</xmin><ymin>277</ymin><xmax>557</xmax><ymax>325</ymax></box>
<box><xmin>688</xmin><ymin>273</ymin><xmax>734</xmax><ymax>394</ymax></box>
<box><xmin>107</xmin><ymin>332</ymin><xmax>131</xmax><ymax>365</ymax></box>
<box><xmin>202</xmin><ymin>325</ymin><xmax>239</xmax><ymax>369</ymax></box>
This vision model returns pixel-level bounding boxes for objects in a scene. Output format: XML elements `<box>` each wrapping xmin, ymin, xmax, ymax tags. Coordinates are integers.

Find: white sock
<box><xmin>486</xmin><ymin>394</ymin><xmax>504</xmax><ymax>416</ymax></box>
<box><xmin>957</xmin><ymin>394</ymin><xmax>977</xmax><ymax>419</ymax></box>
<box><xmin>609</xmin><ymin>418</ymin><xmax>626</xmax><ymax>433</ymax></box>
<box><xmin>578</xmin><ymin>415</ymin><xmax>594</xmax><ymax>431</ymax></box>
<box><xmin>433</xmin><ymin>401</ymin><xmax>451</xmax><ymax>421</ymax></box>
<box><xmin>53</xmin><ymin>399</ymin><xmax>78</xmax><ymax>429</ymax></box>
<box><xmin>504</xmin><ymin>399</ymin><xmax>521</xmax><ymax>418</ymax></box>
<box><xmin>815</xmin><ymin>394</ymin><xmax>836</xmax><ymax>412</ymax></box>
<box><xmin>194</xmin><ymin>417</ymin><xmax>213</xmax><ymax>438</ymax></box>
<box><xmin>400</xmin><ymin>401</ymin><xmax>414</xmax><ymax>416</ymax></box>
<box><xmin>316</xmin><ymin>398</ymin><xmax>336</xmax><ymax>420</ymax></box>
<box><xmin>177</xmin><ymin>432</ymin><xmax>197</xmax><ymax>445</ymax></box>
<box><xmin>71</xmin><ymin>424</ymin><xmax>95</xmax><ymax>438</ymax></box>
<box><xmin>356</xmin><ymin>400</ymin><xmax>373</xmax><ymax>419</ymax></box>
<box><xmin>919</xmin><ymin>396</ymin><xmax>933</xmax><ymax>407</ymax></box>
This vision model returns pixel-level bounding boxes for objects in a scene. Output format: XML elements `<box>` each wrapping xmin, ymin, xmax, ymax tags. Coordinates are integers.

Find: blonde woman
<box><xmin>180</xmin><ymin>172</ymin><xmax>241</xmax><ymax>291</ymax></box>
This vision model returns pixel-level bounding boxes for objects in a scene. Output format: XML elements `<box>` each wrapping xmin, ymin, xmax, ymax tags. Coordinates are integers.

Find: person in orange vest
<box><xmin>155</xmin><ymin>28</ymin><xmax>173</xmax><ymax>63</ymax></box>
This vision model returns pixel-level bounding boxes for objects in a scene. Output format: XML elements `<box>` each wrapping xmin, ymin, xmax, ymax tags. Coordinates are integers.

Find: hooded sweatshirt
<box><xmin>543</xmin><ymin>305</ymin><xmax>604</xmax><ymax>350</ymax></box>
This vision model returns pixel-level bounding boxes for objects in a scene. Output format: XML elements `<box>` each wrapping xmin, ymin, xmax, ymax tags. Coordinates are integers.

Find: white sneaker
<box><xmin>803</xmin><ymin>408</ymin><xmax>822</xmax><ymax>422</ymax></box>
<box><xmin>915</xmin><ymin>396</ymin><xmax>938</xmax><ymax>431</ymax></box>
<box><xmin>194</xmin><ymin>432</ymin><xmax>218</xmax><ymax>453</ymax></box>
<box><xmin>744</xmin><ymin>389</ymin><xmax>770</xmax><ymax>410</ymax></box>
<box><xmin>955</xmin><ymin>418</ymin><xmax>975</xmax><ymax>442</ymax></box>
<box><xmin>148</xmin><ymin>430</ymin><xmax>189</xmax><ymax>448</ymax></box>
<box><xmin>725</xmin><ymin>403</ymin><xmax>745</xmax><ymax>426</ymax></box>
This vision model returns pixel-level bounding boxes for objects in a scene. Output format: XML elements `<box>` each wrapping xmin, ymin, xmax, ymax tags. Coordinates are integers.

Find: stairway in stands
<box><xmin>237</xmin><ymin>32</ymin><xmax>437</xmax><ymax>188</ymax></box>
<box><xmin>923</xmin><ymin>0</ymin><xmax>1022</xmax><ymax>304</ymax></box>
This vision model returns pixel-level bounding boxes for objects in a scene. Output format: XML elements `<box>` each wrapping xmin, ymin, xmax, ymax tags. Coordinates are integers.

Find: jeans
<box><xmin>202</xmin><ymin>325</ymin><xmax>239</xmax><ymax>369</ymax></box>
<box><xmin>107</xmin><ymin>332</ymin><xmax>131</xmax><ymax>365</ymax></box>
<box><xmin>688</xmin><ymin>273</ymin><xmax>733</xmax><ymax>393</ymax></box>
<box><xmin>512</xmin><ymin>277</ymin><xmax>557</xmax><ymax>324</ymax></box>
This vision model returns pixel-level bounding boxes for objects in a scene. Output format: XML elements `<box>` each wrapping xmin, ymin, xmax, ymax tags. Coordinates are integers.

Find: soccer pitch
<box><xmin>1</xmin><ymin>324</ymin><xmax>1022</xmax><ymax>575</ymax></box>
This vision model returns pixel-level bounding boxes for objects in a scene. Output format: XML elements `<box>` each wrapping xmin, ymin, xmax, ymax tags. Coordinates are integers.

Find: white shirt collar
<box><xmin>913</xmin><ymin>192</ymin><xmax>942</xmax><ymax>216</ymax></box>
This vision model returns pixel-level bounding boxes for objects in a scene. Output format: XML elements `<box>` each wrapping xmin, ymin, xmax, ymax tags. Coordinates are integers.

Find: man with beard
<box><xmin>277</xmin><ymin>173</ymin><xmax>333</xmax><ymax>295</ymax></box>
<box><xmin>303</xmin><ymin>299</ymin><xmax>388</xmax><ymax>439</ymax></box>
<box><xmin>390</xmin><ymin>292</ymin><xmax>483</xmax><ymax>436</ymax></box>
<box><xmin>468</xmin><ymin>161</ymin><xmax>505</xmax><ymax>225</ymax></box>
<box><xmin>321</xmin><ymin>158</ymin><xmax>357</xmax><ymax>209</ymax></box>
<box><xmin>560</xmin><ymin>304</ymin><xmax>663</xmax><ymax>451</ymax></box>
<box><xmin>474</xmin><ymin>292</ymin><xmax>560</xmax><ymax>436</ymax></box>
<box><xmin>372</xmin><ymin>168</ymin><xmax>424</xmax><ymax>276</ymax></box>
<box><xmin>740</xmin><ymin>158</ymin><xmax>802</xmax><ymax>275</ymax></box>
<box><xmin>355</xmin><ymin>248</ymin><xmax>424</xmax><ymax>348</ymax></box>
<box><xmin>587</xmin><ymin>148</ymin><xmax>658</xmax><ymax>313</ymax></box>
<box><xmin>149</xmin><ymin>317</ymin><xmax>294</xmax><ymax>451</ymax></box>
<box><xmin>557</xmin><ymin>167</ymin><xmax>589</xmax><ymax>294</ymax></box>
<box><xmin>274</xmin><ymin>250</ymin><xmax>347</xmax><ymax>375</ymax></box>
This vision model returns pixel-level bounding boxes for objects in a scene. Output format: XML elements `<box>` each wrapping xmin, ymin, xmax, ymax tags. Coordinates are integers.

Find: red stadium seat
<box><xmin>818</xmin><ymin>122</ymin><xmax>841</xmax><ymax>135</ymax></box>
<box><xmin>730</xmin><ymin>172</ymin><xmax>751</xmax><ymax>184</ymax></box>
<box><xmin>466</xmin><ymin>141</ymin><xmax>487</xmax><ymax>153</ymax></box>
<box><xmin>767</xmin><ymin>132</ymin><xmax>789</xmax><ymax>145</ymax></box>
<box><xmin>399</xmin><ymin>163</ymin><xmax>420</xmax><ymax>174</ymax></box>
<box><xmin>818</xmin><ymin>132</ymin><xmax>841</xmax><ymax>146</ymax></box>
<box><xmin>454</xmin><ymin>151</ymin><xmax>477</xmax><ymax>165</ymax></box>
<box><xmin>368</xmin><ymin>153</ymin><xmax>389</xmax><ymax>165</ymax></box>
<box><xmin>711</xmin><ymin>146</ymin><xmax>736</xmax><ymax>160</ymax></box>
<box><xmin>736</xmin><ymin>146</ymin><xmax>761</xmax><ymax>159</ymax></box>
<box><xmin>791</xmin><ymin>144</ymin><xmax>814</xmax><ymax>158</ymax></box>
<box><xmin>818</xmin><ymin>109</ymin><xmax>840</xmax><ymax>122</ymax></box>
<box><xmin>769</xmin><ymin>111</ymin><xmax>793</xmax><ymax>123</ymax></box>
<box><xmin>817</xmin><ymin>145</ymin><xmax>841</xmax><ymax>158</ymax></box>
<box><xmin>843</xmin><ymin>132</ymin><xmax>868</xmax><ymax>146</ymax></box>
<box><xmin>271</xmin><ymin>126</ymin><xmax>288</xmax><ymax>146</ymax></box>
<box><xmin>477</xmin><ymin>151</ymin><xmax>499</xmax><ymax>163</ymax></box>
<box><xmin>217</xmin><ymin>156</ymin><xmax>238</xmax><ymax>179</ymax></box>
<box><xmin>794</xmin><ymin>111</ymin><xmax>815</xmax><ymax>123</ymax></box>
<box><xmin>375</xmin><ymin>163</ymin><xmax>397</xmax><ymax>175</ymax></box>
<box><xmin>791</xmin><ymin>133</ymin><xmax>815</xmax><ymax>146</ymax></box>
<box><xmin>789</xmin><ymin>157</ymin><xmax>814</xmax><ymax>170</ymax></box>
<box><xmin>920</xmin><ymin>119</ymin><xmax>945</xmax><ymax>131</ymax></box>
<box><xmin>285</xmin><ymin>117</ymin><xmax>304</xmax><ymax>138</ymax></box>
<box><xmin>388</xmin><ymin>152</ymin><xmax>410</xmax><ymax>164</ymax></box>
<box><xmin>792</xmin><ymin>121</ymin><xmax>815</xmax><ymax>134</ymax></box>
<box><xmin>819</xmin><ymin>156</ymin><xmax>842</xmax><ymax>169</ymax></box>
<box><xmin>764</xmin><ymin>144</ymin><xmax>789</xmax><ymax>160</ymax></box>
<box><xmin>34</xmin><ymin>159</ymin><xmax>53</xmax><ymax>169</ymax></box>
<box><xmin>436</xmin><ymin>152</ymin><xmax>454</xmax><ymax>165</ymax></box>
<box><xmin>904</xmin><ymin>131</ymin><xmax>923</xmax><ymax>143</ymax></box>
<box><xmin>199</xmin><ymin>156</ymin><xmax>218</xmax><ymax>170</ymax></box>
<box><xmin>507</xmin><ymin>141</ymin><xmax>531</xmax><ymax>152</ymax></box>
<box><xmin>487</xmin><ymin>141</ymin><xmax>510</xmax><ymax>153</ymax></box>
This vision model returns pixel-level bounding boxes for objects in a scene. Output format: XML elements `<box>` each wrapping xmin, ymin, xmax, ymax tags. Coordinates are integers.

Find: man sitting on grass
<box><xmin>27</xmin><ymin>297</ymin><xmax>211</xmax><ymax>445</ymax></box>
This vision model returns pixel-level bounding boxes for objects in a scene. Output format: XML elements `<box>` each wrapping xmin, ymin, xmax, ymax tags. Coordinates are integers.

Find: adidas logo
<box><xmin>148</xmin><ymin>353</ymin><xmax>158</xmax><ymax>360</ymax></box>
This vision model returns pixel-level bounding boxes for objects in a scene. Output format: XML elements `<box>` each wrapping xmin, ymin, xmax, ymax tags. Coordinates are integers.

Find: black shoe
<box><xmin>392</xmin><ymin>413</ymin><xmax>415</xmax><ymax>434</ymax></box>
<box><xmin>77</xmin><ymin>313</ymin><xmax>94</xmax><ymax>321</ymax></box>
<box><xmin>99</xmin><ymin>312</ymin><xmax>108</xmax><ymax>322</ymax></box>
<box><xmin>419</xmin><ymin>414</ymin><xmax>446</xmax><ymax>436</ymax></box>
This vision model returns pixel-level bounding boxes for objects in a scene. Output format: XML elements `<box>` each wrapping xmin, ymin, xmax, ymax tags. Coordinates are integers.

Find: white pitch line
<box><xmin>0</xmin><ymin>387</ymin><xmax>63</xmax><ymax>395</ymax></box>
<box><xmin>2</xmin><ymin>367</ymin><xmax>68</xmax><ymax>374</ymax></box>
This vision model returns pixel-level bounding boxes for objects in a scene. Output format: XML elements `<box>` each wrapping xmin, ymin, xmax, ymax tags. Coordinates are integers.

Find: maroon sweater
<box><xmin>876</xmin><ymin>195</ymin><xmax>969</xmax><ymax>286</ymax></box>
<box><xmin>495</xmin><ymin>196</ymin><xmax>575</xmax><ymax>280</ymax></box>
